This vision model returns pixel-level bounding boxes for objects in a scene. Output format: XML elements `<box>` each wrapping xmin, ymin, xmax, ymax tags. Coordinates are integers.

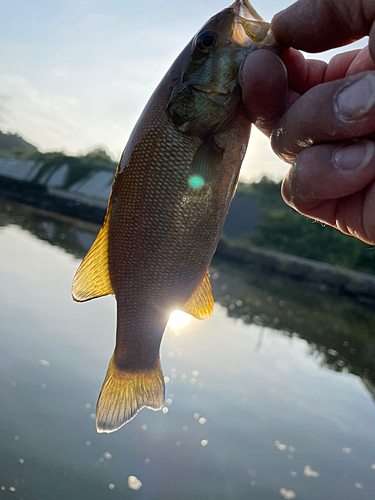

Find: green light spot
<box><xmin>188</xmin><ymin>175</ymin><xmax>205</xmax><ymax>190</ymax></box>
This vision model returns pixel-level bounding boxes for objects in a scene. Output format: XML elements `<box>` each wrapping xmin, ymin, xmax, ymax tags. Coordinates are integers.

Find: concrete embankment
<box><xmin>217</xmin><ymin>240</ymin><xmax>375</xmax><ymax>306</ymax></box>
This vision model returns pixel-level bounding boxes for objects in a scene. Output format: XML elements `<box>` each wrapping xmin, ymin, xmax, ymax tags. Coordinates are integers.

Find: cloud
<box><xmin>0</xmin><ymin>73</ymin><xmax>125</xmax><ymax>156</ymax></box>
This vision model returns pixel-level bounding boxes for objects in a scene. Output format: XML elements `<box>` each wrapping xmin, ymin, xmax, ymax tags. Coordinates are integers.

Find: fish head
<box><xmin>167</xmin><ymin>0</ymin><xmax>275</xmax><ymax>136</ymax></box>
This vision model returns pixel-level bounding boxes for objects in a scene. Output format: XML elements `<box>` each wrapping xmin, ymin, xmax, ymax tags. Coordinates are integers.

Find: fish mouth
<box><xmin>231</xmin><ymin>0</ymin><xmax>264</xmax><ymax>21</ymax></box>
<box><xmin>192</xmin><ymin>78</ymin><xmax>237</xmax><ymax>96</ymax></box>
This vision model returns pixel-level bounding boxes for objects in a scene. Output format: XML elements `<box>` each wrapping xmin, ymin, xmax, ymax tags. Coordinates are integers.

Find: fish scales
<box><xmin>72</xmin><ymin>0</ymin><xmax>282</xmax><ymax>432</ymax></box>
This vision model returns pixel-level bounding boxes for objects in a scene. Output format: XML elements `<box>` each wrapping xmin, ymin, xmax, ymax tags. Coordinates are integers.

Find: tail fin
<box><xmin>96</xmin><ymin>355</ymin><xmax>165</xmax><ymax>433</ymax></box>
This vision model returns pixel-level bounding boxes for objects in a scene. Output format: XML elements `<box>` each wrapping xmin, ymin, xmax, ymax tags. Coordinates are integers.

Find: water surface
<box><xmin>1</xmin><ymin>200</ymin><xmax>375</xmax><ymax>500</ymax></box>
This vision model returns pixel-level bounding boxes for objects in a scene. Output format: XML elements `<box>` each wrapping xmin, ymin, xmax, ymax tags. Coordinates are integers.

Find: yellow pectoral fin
<box><xmin>183</xmin><ymin>271</ymin><xmax>214</xmax><ymax>320</ymax></box>
<box><xmin>72</xmin><ymin>204</ymin><xmax>114</xmax><ymax>302</ymax></box>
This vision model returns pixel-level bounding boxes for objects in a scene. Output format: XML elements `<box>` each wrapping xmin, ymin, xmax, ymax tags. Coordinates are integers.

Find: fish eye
<box><xmin>196</xmin><ymin>31</ymin><xmax>217</xmax><ymax>52</ymax></box>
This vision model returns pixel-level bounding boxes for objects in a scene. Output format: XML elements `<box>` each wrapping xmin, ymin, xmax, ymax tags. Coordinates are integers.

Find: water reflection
<box><xmin>1</xmin><ymin>198</ymin><xmax>375</xmax><ymax>499</ymax></box>
<box><xmin>2</xmin><ymin>198</ymin><xmax>375</xmax><ymax>385</ymax></box>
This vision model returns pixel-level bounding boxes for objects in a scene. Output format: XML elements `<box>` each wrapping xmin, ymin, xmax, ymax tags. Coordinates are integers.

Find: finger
<box><xmin>281</xmin><ymin>47</ymin><xmax>374</xmax><ymax>94</ymax></box>
<box><xmin>281</xmin><ymin>140</ymin><xmax>375</xmax><ymax>244</ymax></box>
<box><xmin>271</xmin><ymin>71</ymin><xmax>375</xmax><ymax>163</ymax></box>
<box><xmin>240</xmin><ymin>50</ymin><xmax>288</xmax><ymax>136</ymax></box>
<box><xmin>281</xmin><ymin>49</ymin><xmax>328</xmax><ymax>94</ymax></box>
<box><xmin>345</xmin><ymin>46</ymin><xmax>375</xmax><ymax>76</ymax></box>
<box><xmin>272</xmin><ymin>0</ymin><xmax>375</xmax><ymax>54</ymax></box>
<box><xmin>324</xmin><ymin>49</ymin><xmax>362</xmax><ymax>81</ymax></box>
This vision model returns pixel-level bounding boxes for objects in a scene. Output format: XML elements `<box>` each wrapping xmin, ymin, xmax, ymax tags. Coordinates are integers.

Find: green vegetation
<box><xmin>0</xmin><ymin>131</ymin><xmax>38</xmax><ymax>157</ymax></box>
<box><xmin>235</xmin><ymin>177</ymin><xmax>374</xmax><ymax>274</ymax></box>
<box><xmin>0</xmin><ymin>131</ymin><xmax>116</xmax><ymax>169</ymax></box>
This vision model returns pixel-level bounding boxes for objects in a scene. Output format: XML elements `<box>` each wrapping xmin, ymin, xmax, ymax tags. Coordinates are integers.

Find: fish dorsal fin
<box><xmin>72</xmin><ymin>204</ymin><xmax>114</xmax><ymax>302</ymax></box>
<box><xmin>183</xmin><ymin>271</ymin><xmax>214</xmax><ymax>320</ymax></box>
<box><xmin>190</xmin><ymin>136</ymin><xmax>223</xmax><ymax>185</ymax></box>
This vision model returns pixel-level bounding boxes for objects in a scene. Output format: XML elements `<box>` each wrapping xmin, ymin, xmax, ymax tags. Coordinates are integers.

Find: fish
<box><xmin>72</xmin><ymin>0</ymin><xmax>282</xmax><ymax>433</ymax></box>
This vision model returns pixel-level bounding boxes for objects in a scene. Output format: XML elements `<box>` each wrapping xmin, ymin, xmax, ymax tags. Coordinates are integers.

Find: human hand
<box><xmin>241</xmin><ymin>0</ymin><xmax>375</xmax><ymax>245</ymax></box>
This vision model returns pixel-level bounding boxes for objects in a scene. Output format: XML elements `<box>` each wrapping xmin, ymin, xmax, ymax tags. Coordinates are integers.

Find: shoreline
<box><xmin>1</xmin><ymin>176</ymin><xmax>374</xmax><ymax>305</ymax></box>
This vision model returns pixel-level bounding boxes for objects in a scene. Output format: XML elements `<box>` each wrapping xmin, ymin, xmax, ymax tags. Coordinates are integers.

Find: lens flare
<box><xmin>168</xmin><ymin>310</ymin><xmax>191</xmax><ymax>329</ymax></box>
<box><xmin>188</xmin><ymin>175</ymin><xmax>205</xmax><ymax>189</ymax></box>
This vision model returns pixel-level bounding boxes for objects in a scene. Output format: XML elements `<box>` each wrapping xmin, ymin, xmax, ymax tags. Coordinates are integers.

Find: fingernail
<box><xmin>335</xmin><ymin>73</ymin><xmax>375</xmax><ymax>120</ymax></box>
<box><xmin>333</xmin><ymin>141</ymin><xmax>374</xmax><ymax>171</ymax></box>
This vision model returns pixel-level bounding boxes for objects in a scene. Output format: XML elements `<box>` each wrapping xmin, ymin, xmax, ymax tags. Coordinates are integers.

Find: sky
<box><xmin>0</xmin><ymin>0</ymin><xmax>368</xmax><ymax>182</ymax></box>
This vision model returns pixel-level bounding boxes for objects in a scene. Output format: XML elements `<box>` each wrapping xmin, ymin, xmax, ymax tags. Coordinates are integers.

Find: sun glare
<box><xmin>168</xmin><ymin>310</ymin><xmax>191</xmax><ymax>329</ymax></box>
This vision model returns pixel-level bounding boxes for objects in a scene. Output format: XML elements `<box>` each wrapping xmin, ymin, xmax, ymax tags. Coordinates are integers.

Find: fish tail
<box><xmin>96</xmin><ymin>353</ymin><xmax>165</xmax><ymax>433</ymax></box>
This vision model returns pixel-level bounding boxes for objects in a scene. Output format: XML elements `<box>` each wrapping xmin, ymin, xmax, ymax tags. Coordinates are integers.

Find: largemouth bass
<box><xmin>72</xmin><ymin>0</ymin><xmax>281</xmax><ymax>433</ymax></box>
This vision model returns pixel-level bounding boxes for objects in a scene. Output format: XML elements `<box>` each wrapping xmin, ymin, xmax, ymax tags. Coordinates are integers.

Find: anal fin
<box><xmin>183</xmin><ymin>271</ymin><xmax>214</xmax><ymax>320</ymax></box>
<box><xmin>96</xmin><ymin>355</ymin><xmax>165</xmax><ymax>433</ymax></box>
<box><xmin>72</xmin><ymin>203</ymin><xmax>114</xmax><ymax>302</ymax></box>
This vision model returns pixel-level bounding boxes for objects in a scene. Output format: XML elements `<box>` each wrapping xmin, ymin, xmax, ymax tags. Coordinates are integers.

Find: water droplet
<box><xmin>176</xmin><ymin>441</ymin><xmax>181</xmax><ymax>447</ymax></box>
<box><xmin>86</xmin><ymin>441</ymin><xmax>91</xmax><ymax>447</ymax></box>
<box><xmin>194</xmin><ymin>413</ymin><xmax>200</xmax><ymax>420</ymax></box>
<box><xmin>201</xmin><ymin>439</ymin><xmax>208</xmax><ymax>447</ymax></box>
<box><xmin>290</xmin><ymin>471</ymin><xmax>298</xmax><ymax>478</ymax></box>
<box><xmin>275</xmin><ymin>441</ymin><xmax>287</xmax><ymax>451</ymax></box>
<box><xmin>355</xmin><ymin>482</ymin><xmax>363</xmax><ymax>490</ymax></box>
<box><xmin>0</xmin><ymin>486</ymin><xmax>5</xmax><ymax>491</ymax></box>
<box><xmin>99</xmin><ymin>458</ymin><xmax>104</xmax><ymax>463</ymax></box>
<box><xmin>103</xmin><ymin>452</ymin><xmax>112</xmax><ymax>460</ymax></box>
<box><xmin>85</xmin><ymin>403</ymin><xmax>91</xmax><ymax>409</ymax></box>
<box><xmin>39</xmin><ymin>359</ymin><xmax>50</xmax><ymax>367</ymax></box>
<box><xmin>192</xmin><ymin>394</ymin><xmax>197</xmax><ymax>400</ymax></box>
<box><xmin>141</xmin><ymin>425</ymin><xmax>147</xmax><ymax>431</ymax></box>
<box><xmin>19</xmin><ymin>459</ymin><xmax>24</xmax><ymax>464</ymax></box>
<box><xmin>342</xmin><ymin>447</ymin><xmax>352</xmax><ymax>454</ymax></box>
<box><xmin>304</xmin><ymin>465</ymin><xmax>319</xmax><ymax>478</ymax></box>
<box><xmin>191</xmin><ymin>378</ymin><xmax>196</xmax><ymax>385</ymax></box>
<box><xmin>9</xmin><ymin>487</ymin><xmax>16</xmax><ymax>492</ymax></box>
<box><xmin>108</xmin><ymin>483</ymin><xmax>115</xmax><ymax>490</ymax></box>
<box><xmin>199</xmin><ymin>417</ymin><xmax>207</xmax><ymax>425</ymax></box>
<box><xmin>90</xmin><ymin>413</ymin><xmax>96</xmax><ymax>419</ymax></box>
<box><xmin>279</xmin><ymin>488</ymin><xmax>296</xmax><ymax>499</ymax></box>
<box><xmin>198</xmin><ymin>382</ymin><xmax>204</xmax><ymax>388</ymax></box>
<box><xmin>181</xmin><ymin>374</ymin><xmax>186</xmax><ymax>380</ymax></box>
<box><xmin>183</xmin><ymin>426</ymin><xmax>188</xmax><ymax>432</ymax></box>
<box><xmin>162</xmin><ymin>407</ymin><xmax>168</xmax><ymax>414</ymax></box>
<box><xmin>371</xmin><ymin>464</ymin><xmax>375</xmax><ymax>470</ymax></box>
<box><xmin>14</xmin><ymin>436</ymin><xmax>19</xmax><ymax>441</ymax></box>
<box><xmin>127</xmin><ymin>476</ymin><xmax>142</xmax><ymax>491</ymax></box>
<box><xmin>145</xmin><ymin>458</ymin><xmax>150</xmax><ymax>464</ymax></box>
<box><xmin>327</xmin><ymin>349</ymin><xmax>338</xmax><ymax>356</ymax></box>
<box><xmin>41</xmin><ymin>384</ymin><xmax>47</xmax><ymax>389</ymax></box>
<box><xmin>166</xmin><ymin>398</ymin><xmax>172</xmax><ymax>405</ymax></box>
<box><xmin>192</xmin><ymin>370</ymin><xmax>199</xmax><ymax>377</ymax></box>
<box><xmin>164</xmin><ymin>376</ymin><xmax>170</xmax><ymax>383</ymax></box>
<box><xmin>168</xmin><ymin>351</ymin><xmax>173</xmax><ymax>358</ymax></box>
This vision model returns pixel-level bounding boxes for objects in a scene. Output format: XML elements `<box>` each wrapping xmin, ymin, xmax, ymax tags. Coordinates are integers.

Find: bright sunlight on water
<box><xmin>1</xmin><ymin>200</ymin><xmax>375</xmax><ymax>499</ymax></box>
